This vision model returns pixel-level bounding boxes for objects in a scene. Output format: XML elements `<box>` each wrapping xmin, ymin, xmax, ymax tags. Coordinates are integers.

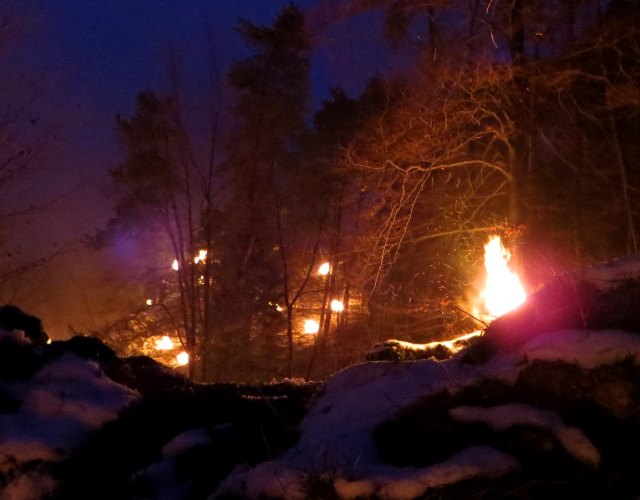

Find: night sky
<box><xmin>3</xmin><ymin>0</ymin><xmax>410</xmax><ymax>337</ymax></box>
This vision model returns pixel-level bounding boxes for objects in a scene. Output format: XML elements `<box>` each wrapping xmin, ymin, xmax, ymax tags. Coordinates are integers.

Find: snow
<box><xmin>522</xmin><ymin>329</ymin><xmax>640</xmax><ymax>368</ymax></box>
<box><xmin>129</xmin><ymin>428</ymin><xmax>213</xmax><ymax>500</ymax></box>
<box><xmin>334</xmin><ymin>446</ymin><xmax>518</xmax><ymax>500</ymax></box>
<box><xmin>211</xmin><ymin>357</ymin><xmax>517</xmax><ymax>498</ymax></box>
<box><xmin>242</xmin><ymin>462</ymin><xmax>308</xmax><ymax>500</ymax></box>
<box><xmin>215</xmin><ymin>446</ymin><xmax>518</xmax><ymax>500</ymax></box>
<box><xmin>580</xmin><ymin>253</ymin><xmax>640</xmax><ymax>287</ymax></box>
<box><xmin>214</xmin><ymin>461</ymin><xmax>313</xmax><ymax>500</ymax></box>
<box><xmin>214</xmin><ymin>325</ymin><xmax>640</xmax><ymax>498</ymax></box>
<box><xmin>162</xmin><ymin>428</ymin><xmax>211</xmax><ymax>458</ymax></box>
<box><xmin>132</xmin><ymin>460</ymin><xmax>193</xmax><ymax>500</ymax></box>
<box><xmin>449</xmin><ymin>404</ymin><xmax>601</xmax><ymax>466</ymax></box>
<box><xmin>1</xmin><ymin>319</ymin><xmax>616</xmax><ymax>499</ymax></box>
<box><xmin>6</xmin><ymin>256</ymin><xmax>640</xmax><ymax>499</ymax></box>
<box><xmin>290</xmin><ymin>360</ymin><xmax>477</xmax><ymax>472</ymax></box>
<box><xmin>0</xmin><ymin>327</ymin><xmax>30</xmax><ymax>345</ymax></box>
<box><xmin>0</xmin><ymin>469</ymin><xmax>57</xmax><ymax>500</ymax></box>
<box><xmin>0</xmin><ymin>352</ymin><xmax>138</xmax><ymax>499</ymax></box>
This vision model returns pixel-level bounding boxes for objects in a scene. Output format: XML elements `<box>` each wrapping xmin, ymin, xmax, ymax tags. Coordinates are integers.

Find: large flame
<box><xmin>481</xmin><ymin>236</ymin><xmax>526</xmax><ymax>318</ymax></box>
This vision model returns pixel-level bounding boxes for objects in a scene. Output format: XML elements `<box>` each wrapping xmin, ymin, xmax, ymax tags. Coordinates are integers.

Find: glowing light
<box><xmin>176</xmin><ymin>351</ymin><xmax>189</xmax><ymax>365</ymax></box>
<box><xmin>318</xmin><ymin>262</ymin><xmax>331</xmax><ymax>276</ymax></box>
<box><xmin>194</xmin><ymin>249</ymin><xmax>207</xmax><ymax>264</ymax></box>
<box><xmin>145</xmin><ymin>299</ymin><xmax>153</xmax><ymax>306</ymax></box>
<box><xmin>303</xmin><ymin>319</ymin><xmax>320</xmax><ymax>334</ymax></box>
<box><xmin>155</xmin><ymin>335</ymin><xmax>174</xmax><ymax>350</ymax></box>
<box><xmin>423</xmin><ymin>330</ymin><xmax>483</xmax><ymax>353</ymax></box>
<box><xmin>482</xmin><ymin>236</ymin><xmax>526</xmax><ymax>318</ymax></box>
<box><xmin>171</xmin><ymin>259</ymin><xmax>179</xmax><ymax>271</ymax></box>
<box><xmin>330</xmin><ymin>299</ymin><xmax>344</xmax><ymax>312</ymax></box>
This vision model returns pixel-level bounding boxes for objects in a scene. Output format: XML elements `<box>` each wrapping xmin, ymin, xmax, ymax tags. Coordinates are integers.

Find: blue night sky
<box><xmin>25</xmin><ymin>0</ymin><xmax>401</xmax><ymax>126</ymax></box>
<box><xmin>4</xmin><ymin>0</ymin><xmax>413</xmax><ymax>335</ymax></box>
<box><xmin>6</xmin><ymin>0</ymin><xmax>408</xmax><ymax>236</ymax></box>
<box><xmin>13</xmin><ymin>0</ymin><xmax>406</xmax><ymax>198</ymax></box>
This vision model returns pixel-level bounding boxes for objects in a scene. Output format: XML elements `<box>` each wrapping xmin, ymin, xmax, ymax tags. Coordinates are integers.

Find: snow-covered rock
<box><xmin>5</xmin><ymin>255</ymin><xmax>640</xmax><ymax>499</ymax></box>
<box><xmin>0</xmin><ymin>305</ymin><xmax>48</xmax><ymax>345</ymax></box>
<box><xmin>0</xmin><ymin>347</ymin><xmax>138</xmax><ymax>499</ymax></box>
<box><xmin>212</xmin><ymin>257</ymin><xmax>640</xmax><ymax>499</ymax></box>
<box><xmin>212</xmin><ymin>325</ymin><xmax>640</xmax><ymax>498</ymax></box>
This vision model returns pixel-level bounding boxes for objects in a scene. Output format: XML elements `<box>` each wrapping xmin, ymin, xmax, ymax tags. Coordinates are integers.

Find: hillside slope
<box><xmin>216</xmin><ymin>257</ymin><xmax>640</xmax><ymax>499</ymax></box>
<box><xmin>2</xmin><ymin>256</ymin><xmax>640</xmax><ymax>499</ymax></box>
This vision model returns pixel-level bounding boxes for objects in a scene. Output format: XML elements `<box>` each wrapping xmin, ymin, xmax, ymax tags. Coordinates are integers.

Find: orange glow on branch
<box><xmin>482</xmin><ymin>236</ymin><xmax>526</xmax><ymax>318</ymax></box>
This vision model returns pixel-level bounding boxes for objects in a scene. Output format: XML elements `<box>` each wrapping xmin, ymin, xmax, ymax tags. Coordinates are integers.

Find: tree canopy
<box><xmin>100</xmin><ymin>0</ymin><xmax>640</xmax><ymax>382</ymax></box>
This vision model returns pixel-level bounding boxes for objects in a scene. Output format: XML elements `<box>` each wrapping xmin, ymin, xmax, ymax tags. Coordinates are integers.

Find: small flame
<box><xmin>318</xmin><ymin>262</ymin><xmax>331</xmax><ymax>276</ymax></box>
<box><xmin>176</xmin><ymin>351</ymin><xmax>189</xmax><ymax>365</ymax></box>
<box><xmin>303</xmin><ymin>319</ymin><xmax>320</xmax><ymax>334</ymax></box>
<box><xmin>171</xmin><ymin>259</ymin><xmax>179</xmax><ymax>271</ymax></box>
<box><xmin>482</xmin><ymin>236</ymin><xmax>526</xmax><ymax>318</ymax></box>
<box><xmin>155</xmin><ymin>335</ymin><xmax>174</xmax><ymax>350</ymax></box>
<box><xmin>194</xmin><ymin>249</ymin><xmax>207</xmax><ymax>264</ymax></box>
<box><xmin>330</xmin><ymin>299</ymin><xmax>344</xmax><ymax>312</ymax></box>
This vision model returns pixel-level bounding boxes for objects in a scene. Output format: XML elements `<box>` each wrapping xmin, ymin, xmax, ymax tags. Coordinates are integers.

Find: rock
<box><xmin>462</xmin><ymin>276</ymin><xmax>640</xmax><ymax>364</ymax></box>
<box><xmin>373</xmin><ymin>358</ymin><xmax>640</xmax><ymax>498</ymax></box>
<box><xmin>53</xmin><ymin>335</ymin><xmax>118</xmax><ymax>362</ymax></box>
<box><xmin>0</xmin><ymin>305</ymin><xmax>49</xmax><ymax>345</ymax></box>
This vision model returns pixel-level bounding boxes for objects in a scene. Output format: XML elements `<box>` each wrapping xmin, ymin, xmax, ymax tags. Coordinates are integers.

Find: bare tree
<box><xmin>110</xmin><ymin>77</ymin><xmax>222</xmax><ymax>380</ymax></box>
<box><xmin>0</xmin><ymin>6</ymin><xmax>64</xmax><ymax>294</ymax></box>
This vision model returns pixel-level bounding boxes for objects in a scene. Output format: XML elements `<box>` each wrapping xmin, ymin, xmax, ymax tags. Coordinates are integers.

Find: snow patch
<box><xmin>130</xmin><ymin>427</ymin><xmax>213</xmax><ymax>499</ymax></box>
<box><xmin>0</xmin><ymin>352</ymin><xmax>139</xmax><ymax>498</ymax></box>
<box><xmin>292</xmin><ymin>360</ymin><xmax>478</xmax><ymax>471</ymax></box>
<box><xmin>132</xmin><ymin>460</ymin><xmax>193</xmax><ymax>500</ymax></box>
<box><xmin>450</xmin><ymin>404</ymin><xmax>601</xmax><ymax>466</ymax></box>
<box><xmin>0</xmin><ymin>467</ymin><xmax>57</xmax><ymax>500</ymax></box>
<box><xmin>334</xmin><ymin>447</ymin><xmax>518</xmax><ymax>500</ymax></box>
<box><xmin>214</xmin><ymin>462</ymin><xmax>308</xmax><ymax>500</ymax></box>
<box><xmin>26</xmin><ymin>353</ymin><xmax>139</xmax><ymax>428</ymax></box>
<box><xmin>0</xmin><ymin>327</ymin><xmax>30</xmax><ymax>345</ymax></box>
<box><xmin>580</xmin><ymin>253</ymin><xmax>640</xmax><ymax>287</ymax></box>
<box><xmin>522</xmin><ymin>329</ymin><xmax>640</xmax><ymax>368</ymax></box>
<box><xmin>162</xmin><ymin>428</ymin><xmax>211</xmax><ymax>458</ymax></box>
<box><xmin>213</xmin><ymin>327</ymin><xmax>640</xmax><ymax>498</ymax></box>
